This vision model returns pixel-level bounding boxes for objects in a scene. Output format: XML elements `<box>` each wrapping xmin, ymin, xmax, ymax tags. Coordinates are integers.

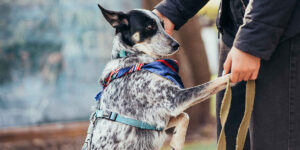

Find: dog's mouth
<box><xmin>143</xmin><ymin>50</ymin><xmax>179</xmax><ymax>59</ymax></box>
<box><xmin>133</xmin><ymin>46</ymin><xmax>178</xmax><ymax>59</ymax></box>
<box><xmin>135</xmin><ymin>50</ymin><xmax>159</xmax><ymax>58</ymax></box>
<box><xmin>160</xmin><ymin>51</ymin><xmax>179</xmax><ymax>59</ymax></box>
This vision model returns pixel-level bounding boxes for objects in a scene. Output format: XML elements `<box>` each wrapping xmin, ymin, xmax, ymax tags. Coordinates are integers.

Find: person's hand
<box><xmin>223</xmin><ymin>47</ymin><xmax>261</xmax><ymax>83</ymax></box>
<box><xmin>153</xmin><ymin>9</ymin><xmax>174</xmax><ymax>35</ymax></box>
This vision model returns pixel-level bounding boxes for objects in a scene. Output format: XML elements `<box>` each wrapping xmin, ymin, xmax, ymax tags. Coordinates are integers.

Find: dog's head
<box><xmin>98</xmin><ymin>4</ymin><xmax>179</xmax><ymax>58</ymax></box>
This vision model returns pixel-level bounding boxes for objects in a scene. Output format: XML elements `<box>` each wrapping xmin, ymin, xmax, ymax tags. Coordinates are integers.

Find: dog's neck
<box><xmin>100</xmin><ymin>34</ymin><xmax>156</xmax><ymax>81</ymax></box>
<box><xmin>111</xmin><ymin>34</ymin><xmax>137</xmax><ymax>59</ymax></box>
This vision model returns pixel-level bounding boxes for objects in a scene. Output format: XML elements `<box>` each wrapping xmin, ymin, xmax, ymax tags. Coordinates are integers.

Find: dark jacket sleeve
<box><xmin>233</xmin><ymin>0</ymin><xmax>297</xmax><ymax>60</ymax></box>
<box><xmin>155</xmin><ymin>0</ymin><xmax>209</xmax><ymax>30</ymax></box>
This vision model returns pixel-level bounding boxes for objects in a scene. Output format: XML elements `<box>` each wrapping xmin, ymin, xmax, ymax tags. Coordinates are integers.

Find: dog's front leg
<box><xmin>166</xmin><ymin>112</ymin><xmax>189</xmax><ymax>150</ymax></box>
<box><xmin>169</xmin><ymin>74</ymin><xmax>231</xmax><ymax>116</ymax></box>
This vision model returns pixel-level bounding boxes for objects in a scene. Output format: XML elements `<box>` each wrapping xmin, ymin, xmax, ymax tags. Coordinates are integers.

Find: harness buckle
<box><xmin>109</xmin><ymin>112</ymin><xmax>117</xmax><ymax>121</ymax></box>
<box><xmin>97</xmin><ymin>110</ymin><xmax>118</xmax><ymax>121</ymax></box>
<box><xmin>102</xmin><ymin>110</ymin><xmax>112</xmax><ymax>119</ymax></box>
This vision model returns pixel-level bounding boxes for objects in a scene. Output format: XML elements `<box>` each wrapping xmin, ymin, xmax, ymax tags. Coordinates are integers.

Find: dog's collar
<box><xmin>95</xmin><ymin>109</ymin><xmax>163</xmax><ymax>131</ymax></box>
<box><xmin>117</xmin><ymin>50</ymin><xmax>133</xmax><ymax>58</ymax></box>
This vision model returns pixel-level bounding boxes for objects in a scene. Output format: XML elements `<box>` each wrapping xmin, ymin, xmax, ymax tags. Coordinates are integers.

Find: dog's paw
<box><xmin>230</xmin><ymin>82</ymin><xmax>237</xmax><ymax>87</ymax></box>
<box><xmin>222</xmin><ymin>73</ymin><xmax>231</xmax><ymax>80</ymax></box>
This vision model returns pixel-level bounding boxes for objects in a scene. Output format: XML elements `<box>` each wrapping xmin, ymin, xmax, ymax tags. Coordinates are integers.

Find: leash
<box><xmin>217</xmin><ymin>79</ymin><xmax>255</xmax><ymax>150</ymax></box>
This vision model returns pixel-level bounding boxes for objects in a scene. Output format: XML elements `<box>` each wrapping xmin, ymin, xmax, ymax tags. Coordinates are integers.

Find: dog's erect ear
<box><xmin>98</xmin><ymin>4</ymin><xmax>129</xmax><ymax>28</ymax></box>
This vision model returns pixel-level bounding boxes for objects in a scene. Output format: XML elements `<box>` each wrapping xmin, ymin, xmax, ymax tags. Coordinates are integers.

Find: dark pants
<box><xmin>216</xmin><ymin>34</ymin><xmax>300</xmax><ymax>150</ymax></box>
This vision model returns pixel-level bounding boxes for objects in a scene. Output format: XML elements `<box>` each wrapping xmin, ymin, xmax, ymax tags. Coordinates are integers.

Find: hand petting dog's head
<box><xmin>98</xmin><ymin>4</ymin><xmax>179</xmax><ymax>58</ymax></box>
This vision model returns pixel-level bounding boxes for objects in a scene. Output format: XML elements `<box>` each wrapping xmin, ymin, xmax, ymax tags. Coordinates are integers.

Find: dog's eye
<box><xmin>146</xmin><ymin>22</ymin><xmax>156</xmax><ymax>30</ymax></box>
<box><xmin>146</xmin><ymin>24</ymin><xmax>153</xmax><ymax>30</ymax></box>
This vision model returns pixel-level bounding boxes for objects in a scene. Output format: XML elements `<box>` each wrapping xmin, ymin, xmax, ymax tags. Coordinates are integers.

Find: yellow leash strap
<box><xmin>217</xmin><ymin>78</ymin><xmax>232</xmax><ymax>150</ymax></box>
<box><xmin>217</xmin><ymin>79</ymin><xmax>256</xmax><ymax>150</ymax></box>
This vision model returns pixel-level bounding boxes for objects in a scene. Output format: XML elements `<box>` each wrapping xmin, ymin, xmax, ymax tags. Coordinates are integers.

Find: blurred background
<box><xmin>0</xmin><ymin>0</ymin><xmax>221</xmax><ymax>149</ymax></box>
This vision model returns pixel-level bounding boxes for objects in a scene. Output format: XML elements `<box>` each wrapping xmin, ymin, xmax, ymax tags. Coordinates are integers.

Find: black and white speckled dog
<box><xmin>82</xmin><ymin>4</ymin><xmax>232</xmax><ymax>150</ymax></box>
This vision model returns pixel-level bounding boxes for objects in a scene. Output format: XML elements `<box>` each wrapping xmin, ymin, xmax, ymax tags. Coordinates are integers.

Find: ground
<box><xmin>0</xmin><ymin>121</ymin><xmax>217</xmax><ymax>150</ymax></box>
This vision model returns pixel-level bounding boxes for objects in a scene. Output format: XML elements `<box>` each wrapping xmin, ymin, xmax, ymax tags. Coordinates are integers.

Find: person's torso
<box><xmin>216</xmin><ymin>0</ymin><xmax>248</xmax><ymax>47</ymax></box>
<box><xmin>217</xmin><ymin>0</ymin><xmax>300</xmax><ymax>46</ymax></box>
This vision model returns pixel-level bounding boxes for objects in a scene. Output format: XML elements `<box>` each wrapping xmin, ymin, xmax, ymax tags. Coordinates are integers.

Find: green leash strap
<box><xmin>217</xmin><ymin>79</ymin><xmax>256</xmax><ymax>150</ymax></box>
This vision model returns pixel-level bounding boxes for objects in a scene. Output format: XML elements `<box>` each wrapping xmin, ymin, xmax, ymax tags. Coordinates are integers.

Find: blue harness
<box><xmin>94</xmin><ymin>56</ymin><xmax>184</xmax><ymax>131</ymax></box>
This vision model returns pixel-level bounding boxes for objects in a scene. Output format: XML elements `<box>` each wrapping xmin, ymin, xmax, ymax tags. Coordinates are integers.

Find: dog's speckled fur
<box><xmin>82</xmin><ymin>5</ymin><xmax>231</xmax><ymax>150</ymax></box>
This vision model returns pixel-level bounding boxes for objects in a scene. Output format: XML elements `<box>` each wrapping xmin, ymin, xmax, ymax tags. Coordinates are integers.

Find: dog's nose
<box><xmin>171</xmin><ymin>41</ymin><xmax>180</xmax><ymax>50</ymax></box>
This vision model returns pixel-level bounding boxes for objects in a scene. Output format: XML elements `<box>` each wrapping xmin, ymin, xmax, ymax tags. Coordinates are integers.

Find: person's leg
<box><xmin>216</xmin><ymin>40</ymin><xmax>250</xmax><ymax>150</ymax></box>
<box><xmin>291</xmin><ymin>34</ymin><xmax>300</xmax><ymax>150</ymax></box>
<box><xmin>250</xmin><ymin>34</ymin><xmax>300</xmax><ymax>150</ymax></box>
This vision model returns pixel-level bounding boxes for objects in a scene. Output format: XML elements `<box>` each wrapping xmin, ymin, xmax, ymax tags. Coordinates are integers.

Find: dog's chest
<box><xmin>100</xmin><ymin>70</ymin><xmax>174</xmax><ymax>117</ymax></box>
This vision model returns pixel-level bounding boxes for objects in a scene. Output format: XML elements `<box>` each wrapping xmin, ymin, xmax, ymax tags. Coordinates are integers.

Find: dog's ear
<box><xmin>98</xmin><ymin>4</ymin><xmax>129</xmax><ymax>28</ymax></box>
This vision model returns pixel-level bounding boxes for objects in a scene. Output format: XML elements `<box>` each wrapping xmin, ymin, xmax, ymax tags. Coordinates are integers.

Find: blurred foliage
<box><xmin>0</xmin><ymin>0</ymin><xmax>140</xmax><ymax>128</ymax></box>
<box><xmin>198</xmin><ymin>0</ymin><xmax>220</xmax><ymax>20</ymax></box>
<box><xmin>0</xmin><ymin>42</ymin><xmax>62</xmax><ymax>84</ymax></box>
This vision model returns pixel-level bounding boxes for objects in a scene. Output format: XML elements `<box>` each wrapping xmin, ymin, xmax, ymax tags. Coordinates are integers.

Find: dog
<box><xmin>82</xmin><ymin>4</ymin><xmax>231</xmax><ymax>150</ymax></box>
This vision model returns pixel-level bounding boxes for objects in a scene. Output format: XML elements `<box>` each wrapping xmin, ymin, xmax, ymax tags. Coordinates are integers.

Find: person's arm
<box><xmin>224</xmin><ymin>0</ymin><xmax>297</xmax><ymax>83</ymax></box>
<box><xmin>233</xmin><ymin>0</ymin><xmax>297</xmax><ymax>60</ymax></box>
<box><xmin>154</xmin><ymin>0</ymin><xmax>209</xmax><ymax>30</ymax></box>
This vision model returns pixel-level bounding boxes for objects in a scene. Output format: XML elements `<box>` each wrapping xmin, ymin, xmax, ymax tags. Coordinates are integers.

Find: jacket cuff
<box><xmin>233</xmin><ymin>18</ymin><xmax>284</xmax><ymax>60</ymax></box>
<box><xmin>154</xmin><ymin>0</ymin><xmax>188</xmax><ymax>30</ymax></box>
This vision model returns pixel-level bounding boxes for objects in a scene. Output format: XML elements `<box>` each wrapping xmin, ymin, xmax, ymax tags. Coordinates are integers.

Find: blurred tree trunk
<box><xmin>142</xmin><ymin>0</ymin><xmax>212</xmax><ymax>136</ymax></box>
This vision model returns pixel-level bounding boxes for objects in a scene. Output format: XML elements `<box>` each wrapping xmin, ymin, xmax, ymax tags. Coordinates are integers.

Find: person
<box><xmin>153</xmin><ymin>0</ymin><xmax>300</xmax><ymax>149</ymax></box>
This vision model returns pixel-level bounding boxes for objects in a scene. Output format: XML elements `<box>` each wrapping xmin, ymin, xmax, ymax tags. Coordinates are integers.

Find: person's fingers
<box><xmin>153</xmin><ymin>9</ymin><xmax>174</xmax><ymax>35</ymax></box>
<box><xmin>230</xmin><ymin>71</ymin><xmax>239</xmax><ymax>83</ymax></box>
<box><xmin>250</xmin><ymin>70</ymin><xmax>259</xmax><ymax>80</ymax></box>
<box><xmin>237</xmin><ymin>72</ymin><xmax>246</xmax><ymax>82</ymax></box>
<box><xmin>243</xmin><ymin>72</ymin><xmax>252</xmax><ymax>81</ymax></box>
<box><xmin>152</xmin><ymin>9</ymin><xmax>163</xmax><ymax>18</ymax></box>
<box><xmin>225</xmin><ymin>46</ymin><xmax>261</xmax><ymax>82</ymax></box>
<box><xmin>223</xmin><ymin>53</ymin><xmax>232</xmax><ymax>75</ymax></box>
<box><xmin>231</xmin><ymin>60</ymin><xmax>244</xmax><ymax>82</ymax></box>
<box><xmin>164</xmin><ymin>20</ymin><xmax>174</xmax><ymax>35</ymax></box>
